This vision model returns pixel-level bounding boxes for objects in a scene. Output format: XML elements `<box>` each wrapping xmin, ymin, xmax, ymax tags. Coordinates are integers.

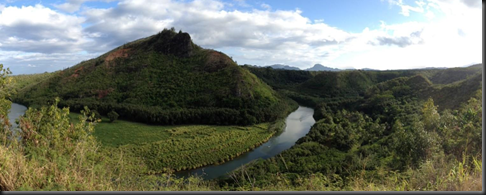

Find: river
<box><xmin>175</xmin><ymin>106</ymin><xmax>315</xmax><ymax>180</ymax></box>
<box><xmin>8</xmin><ymin>103</ymin><xmax>315</xmax><ymax>181</ymax></box>
<box><xmin>8</xmin><ymin>103</ymin><xmax>27</xmax><ymax>128</ymax></box>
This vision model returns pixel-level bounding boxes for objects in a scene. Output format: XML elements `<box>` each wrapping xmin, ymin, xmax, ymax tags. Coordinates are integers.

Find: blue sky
<box><xmin>227</xmin><ymin>0</ymin><xmax>434</xmax><ymax>32</ymax></box>
<box><xmin>0</xmin><ymin>0</ymin><xmax>482</xmax><ymax>74</ymax></box>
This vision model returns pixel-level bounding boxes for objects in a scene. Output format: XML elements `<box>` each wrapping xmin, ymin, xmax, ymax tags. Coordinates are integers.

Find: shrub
<box><xmin>88</xmin><ymin>110</ymin><xmax>102</xmax><ymax>122</ymax></box>
<box><xmin>107</xmin><ymin>110</ymin><xmax>119</xmax><ymax>123</ymax></box>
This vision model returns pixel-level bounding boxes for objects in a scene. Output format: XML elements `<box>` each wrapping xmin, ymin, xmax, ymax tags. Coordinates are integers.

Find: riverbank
<box><xmin>67</xmin><ymin>112</ymin><xmax>287</xmax><ymax>174</ymax></box>
<box><xmin>176</xmin><ymin>106</ymin><xmax>315</xmax><ymax>180</ymax></box>
<box><xmin>8</xmin><ymin>102</ymin><xmax>314</xmax><ymax>181</ymax></box>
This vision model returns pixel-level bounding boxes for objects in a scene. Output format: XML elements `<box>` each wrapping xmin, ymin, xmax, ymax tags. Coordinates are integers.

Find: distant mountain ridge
<box><xmin>264</xmin><ymin>64</ymin><xmax>379</xmax><ymax>72</ymax></box>
<box><xmin>268</xmin><ymin>64</ymin><xmax>300</xmax><ymax>70</ymax></box>
<box><xmin>263</xmin><ymin>63</ymin><xmax>481</xmax><ymax>72</ymax></box>
<box><xmin>305</xmin><ymin>64</ymin><xmax>341</xmax><ymax>71</ymax></box>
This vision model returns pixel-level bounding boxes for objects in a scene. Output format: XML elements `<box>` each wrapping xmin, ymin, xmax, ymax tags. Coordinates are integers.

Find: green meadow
<box><xmin>69</xmin><ymin>112</ymin><xmax>276</xmax><ymax>172</ymax></box>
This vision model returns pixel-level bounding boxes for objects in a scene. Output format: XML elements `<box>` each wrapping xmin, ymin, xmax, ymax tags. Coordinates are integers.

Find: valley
<box><xmin>1</xmin><ymin>29</ymin><xmax>482</xmax><ymax>191</ymax></box>
<box><xmin>9</xmin><ymin>102</ymin><xmax>313</xmax><ymax>179</ymax></box>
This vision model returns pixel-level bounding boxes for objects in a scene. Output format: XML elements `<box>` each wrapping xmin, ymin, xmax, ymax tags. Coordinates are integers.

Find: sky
<box><xmin>0</xmin><ymin>0</ymin><xmax>482</xmax><ymax>75</ymax></box>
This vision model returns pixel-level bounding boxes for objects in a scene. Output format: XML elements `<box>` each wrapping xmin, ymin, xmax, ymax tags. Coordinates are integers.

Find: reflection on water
<box><xmin>8</xmin><ymin>103</ymin><xmax>27</xmax><ymax>129</ymax></box>
<box><xmin>175</xmin><ymin>106</ymin><xmax>315</xmax><ymax>180</ymax></box>
<box><xmin>6</xmin><ymin>103</ymin><xmax>27</xmax><ymax>140</ymax></box>
<box><xmin>7</xmin><ymin>103</ymin><xmax>316</xmax><ymax>181</ymax></box>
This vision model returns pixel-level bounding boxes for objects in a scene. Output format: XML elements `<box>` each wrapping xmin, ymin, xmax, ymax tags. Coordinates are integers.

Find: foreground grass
<box><xmin>223</xmin><ymin>153</ymin><xmax>483</xmax><ymax>191</ymax></box>
<box><xmin>349</xmin><ymin>155</ymin><xmax>483</xmax><ymax>191</ymax></box>
<box><xmin>69</xmin><ymin>113</ymin><xmax>276</xmax><ymax>173</ymax></box>
<box><xmin>2</xmin><ymin>142</ymin><xmax>481</xmax><ymax>191</ymax></box>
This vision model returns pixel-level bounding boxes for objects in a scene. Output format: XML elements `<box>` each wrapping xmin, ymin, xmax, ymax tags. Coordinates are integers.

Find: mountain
<box><xmin>242</xmin><ymin>65</ymin><xmax>313</xmax><ymax>90</ymax></box>
<box><xmin>305</xmin><ymin>64</ymin><xmax>341</xmax><ymax>71</ymax></box>
<box><xmin>268</xmin><ymin>64</ymin><xmax>300</xmax><ymax>70</ymax></box>
<box><xmin>423</xmin><ymin>67</ymin><xmax>448</xmax><ymax>70</ymax></box>
<box><xmin>244</xmin><ymin>64</ymin><xmax>481</xmax><ymax>108</ymax></box>
<box><xmin>423</xmin><ymin>72</ymin><xmax>482</xmax><ymax>111</ymax></box>
<box><xmin>360</xmin><ymin>68</ymin><xmax>379</xmax><ymax>71</ymax></box>
<box><xmin>425</xmin><ymin>64</ymin><xmax>482</xmax><ymax>85</ymax></box>
<box><xmin>14</xmin><ymin>29</ymin><xmax>296</xmax><ymax>126</ymax></box>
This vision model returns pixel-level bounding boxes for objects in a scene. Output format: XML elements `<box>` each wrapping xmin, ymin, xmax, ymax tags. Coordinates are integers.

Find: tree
<box><xmin>422</xmin><ymin>97</ymin><xmax>440</xmax><ymax>131</ymax></box>
<box><xmin>0</xmin><ymin>64</ymin><xmax>13</xmax><ymax>139</ymax></box>
<box><xmin>107</xmin><ymin>110</ymin><xmax>119</xmax><ymax>123</ymax></box>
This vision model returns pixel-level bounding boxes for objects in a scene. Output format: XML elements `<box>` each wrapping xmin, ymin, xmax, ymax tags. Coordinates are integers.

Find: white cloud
<box><xmin>2</xmin><ymin>51</ymin><xmax>101</xmax><ymax>75</ymax></box>
<box><xmin>425</xmin><ymin>10</ymin><xmax>435</xmax><ymax>19</ymax></box>
<box><xmin>0</xmin><ymin>0</ymin><xmax>482</xmax><ymax>74</ymax></box>
<box><xmin>82</xmin><ymin>0</ymin><xmax>351</xmax><ymax>54</ymax></box>
<box><xmin>261</xmin><ymin>3</ymin><xmax>271</xmax><ymax>10</ymax></box>
<box><xmin>386</xmin><ymin>0</ymin><xmax>425</xmax><ymax>16</ymax></box>
<box><xmin>233</xmin><ymin>0</ymin><xmax>250</xmax><ymax>7</ymax></box>
<box><xmin>360</xmin><ymin>0</ymin><xmax>482</xmax><ymax>69</ymax></box>
<box><xmin>54</xmin><ymin>0</ymin><xmax>90</xmax><ymax>13</ymax></box>
<box><xmin>0</xmin><ymin>4</ymin><xmax>90</xmax><ymax>53</ymax></box>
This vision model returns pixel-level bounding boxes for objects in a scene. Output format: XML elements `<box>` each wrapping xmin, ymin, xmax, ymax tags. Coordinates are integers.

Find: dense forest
<box><xmin>220</xmin><ymin>64</ymin><xmax>482</xmax><ymax>190</ymax></box>
<box><xmin>13</xmin><ymin>29</ymin><xmax>297</xmax><ymax>126</ymax></box>
<box><xmin>243</xmin><ymin>64</ymin><xmax>482</xmax><ymax>109</ymax></box>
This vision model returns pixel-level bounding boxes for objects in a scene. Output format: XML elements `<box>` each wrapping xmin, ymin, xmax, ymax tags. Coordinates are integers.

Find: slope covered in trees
<box><xmin>13</xmin><ymin>29</ymin><xmax>296</xmax><ymax>126</ymax></box>
<box><xmin>221</xmin><ymin>67</ymin><xmax>482</xmax><ymax>191</ymax></box>
<box><xmin>244</xmin><ymin>64</ymin><xmax>482</xmax><ymax>109</ymax></box>
<box><xmin>10</xmin><ymin>72</ymin><xmax>54</xmax><ymax>96</ymax></box>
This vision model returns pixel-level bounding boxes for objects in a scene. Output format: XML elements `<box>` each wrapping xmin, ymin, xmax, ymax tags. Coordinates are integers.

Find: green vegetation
<box><xmin>1</xmin><ymin>55</ymin><xmax>482</xmax><ymax>191</ymax></box>
<box><xmin>0</xmin><ymin>65</ymin><xmax>14</xmax><ymax>120</ymax></box>
<box><xmin>119</xmin><ymin>124</ymin><xmax>275</xmax><ymax>173</ymax></box>
<box><xmin>424</xmin><ymin>64</ymin><xmax>482</xmax><ymax>85</ymax></box>
<box><xmin>422</xmin><ymin>73</ymin><xmax>482</xmax><ymax>111</ymax></box>
<box><xmin>10</xmin><ymin>72</ymin><xmax>54</xmax><ymax>95</ymax></box>
<box><xmin>67</xmin><ymin>111</ymin><xmax>278</xmax><ymax>173</ymax></box>
<box><xmin>244</xmin><ymin>65</ymin><xmax>482</xmax><ymax>121</ymax></box>
<box><xmin>220</xmin><ymin>65</ymin><xmax>482</xmax><ymax>191</ymax></box>
<box><xmin>243</xmin><ymin>65</ymin><xmax>422</xmax><ymax>107</ymax></box>
<box><xmin>107</xmin><ymin>110</ymin><xmax>119</xmax><ymax>122</ymax></box>
<box><xmin>13</xmin><ymin>29</ymin><xmax>296</xmax><ymax>126</ymax></box>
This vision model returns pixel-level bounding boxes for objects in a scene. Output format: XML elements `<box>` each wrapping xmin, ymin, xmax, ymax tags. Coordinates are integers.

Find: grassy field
<box><xmin>70</xmin><ymin>113</ymin><xmax>177</xmax><ymax>147</ymax></box>
<box><xmin>69</xmin><ymin>113</ymin><xmax>276</xmax><ymax>173</ymax></box>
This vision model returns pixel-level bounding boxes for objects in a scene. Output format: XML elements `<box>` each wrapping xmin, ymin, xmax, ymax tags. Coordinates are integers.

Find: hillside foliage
<box><xmin>13</xmin><ymin>29</ymin><xmax>296</xmax><ymax>126</ymax></box>
<box><xmin>220</xmin><ymin>66</ymin><xmax>482</xmax><ymax>191</ymax></box>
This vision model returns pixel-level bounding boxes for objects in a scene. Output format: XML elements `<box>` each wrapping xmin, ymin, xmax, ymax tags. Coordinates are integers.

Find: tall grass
<box><xmin>349</xmin><ymin>153</ymin><xmax>482</xmax><ymax>191</ymax></box>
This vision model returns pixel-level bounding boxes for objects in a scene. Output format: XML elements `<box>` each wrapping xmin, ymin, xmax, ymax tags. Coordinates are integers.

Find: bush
<box><xmin>86</xmin><ymin>109</ymin><xmax>101</xmax><ymax>122</ymax></box>
<box><xmin>107</xmin><ymin>110</ymin><xmax>119</xmax><ymax>123</ymax></box>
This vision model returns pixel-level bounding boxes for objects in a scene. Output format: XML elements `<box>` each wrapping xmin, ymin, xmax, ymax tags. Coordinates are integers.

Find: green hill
<box><xmin>420</xmin><ymin>64</ymin><xmax>482</xmax><ymax>85</ymax></box>
<box><xmin>244</xmin><ymin>64</ymin><xmax>482</xmax><ymax>107</ymax></box>
<box><xmin>244</xmin><ymin>66</ymin><xmax>419</xmax><ymax>107</ymax></box>
<box><xmin>221</xmin><ymin>67</ymin><xmax>482</xmax><ymax>191</ymax></box>
<box><xmin>10</xmin><ymin>72</ymin><xmax>54</xmax><ymax>97</ymax></box>
<box><xmin>242</xmin><ymin>65</ymin><xmax>314</xmax><ymax>90</ymax></box>
<box><xmin>13</xmin><ymin>29</ymin><xmax>296</xmax><ymax>126</ymax></box>
<box><xmin>422</xmin><ymin>73</ymin><xmax>482</xmax><ymax>111</ymax></box>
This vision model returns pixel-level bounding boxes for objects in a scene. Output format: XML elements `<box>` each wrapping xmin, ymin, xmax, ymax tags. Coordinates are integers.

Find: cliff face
<box><xmin>145</xmin><ymin>30</ymin><xmax>195</xmax><ymax>58</ymax></box>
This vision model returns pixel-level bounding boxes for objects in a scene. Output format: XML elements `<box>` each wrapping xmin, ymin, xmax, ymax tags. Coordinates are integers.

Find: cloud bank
<box><xmin>0</xmin><ymin>0</ymin><xmax>481</xmax><ymax>74</ymax></box>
